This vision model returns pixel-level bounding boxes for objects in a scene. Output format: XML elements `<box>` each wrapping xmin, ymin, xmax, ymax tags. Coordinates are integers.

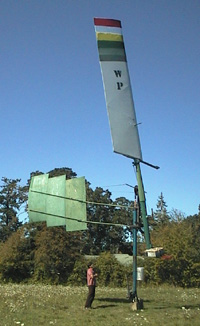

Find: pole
<box><xmin>133</xmin><ymin>159</ymin><xmax>152</xmax><ymax>249</ymax></box>
<box><xmin>132</xmin><ymin>204</ymin><xmax>137</xmax><ymax>301</ymax></box>
<box><xmin>131</xmin><ymin>187</ymin><xmax>144</xmax><ymax>310</ymax></box>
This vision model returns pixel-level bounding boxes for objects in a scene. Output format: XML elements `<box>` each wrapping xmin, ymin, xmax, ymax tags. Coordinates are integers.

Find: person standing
<box><xmin>85</xmin><ymin>263</ymin><xmax>97</xmax><ymax>309</ymax></box>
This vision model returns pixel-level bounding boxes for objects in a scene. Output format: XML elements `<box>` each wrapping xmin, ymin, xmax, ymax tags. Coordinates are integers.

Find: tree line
<box><xmin>0</xmin><ymin>167</ymin><xmax>199</xmax><ymax>287</ymax></box>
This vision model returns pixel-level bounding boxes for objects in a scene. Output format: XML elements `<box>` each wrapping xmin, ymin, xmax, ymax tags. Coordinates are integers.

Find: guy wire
<box><xmin>30</xmin><ymin>190</ymin><xmax>134</xmax><ymax>210</ymax></box>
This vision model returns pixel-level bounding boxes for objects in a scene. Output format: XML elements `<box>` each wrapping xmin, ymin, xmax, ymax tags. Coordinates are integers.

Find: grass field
<box><xmin>0</xmin><ymin>284</ymin><xmax>199</xmax><ymax>326</ymax></box>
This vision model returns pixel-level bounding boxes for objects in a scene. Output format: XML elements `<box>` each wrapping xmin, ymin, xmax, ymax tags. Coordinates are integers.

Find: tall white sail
<box><xmin>94</xmin><ymin>18</ymin><xmax>142</xmax><ymax>160</ymax></box>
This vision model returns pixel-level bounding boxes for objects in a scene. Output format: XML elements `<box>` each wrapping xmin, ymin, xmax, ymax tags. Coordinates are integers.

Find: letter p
<box><xmin>117</xmin><ymin>82</ymin><xmax>123</xmax><ymax>90</ymax></box>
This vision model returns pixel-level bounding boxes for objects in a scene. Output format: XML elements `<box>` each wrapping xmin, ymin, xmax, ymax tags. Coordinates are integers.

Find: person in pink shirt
<box><xmin>85</xmin><ymin>262</ymin><xmax>98</xmax><ymax>309</ymax></box>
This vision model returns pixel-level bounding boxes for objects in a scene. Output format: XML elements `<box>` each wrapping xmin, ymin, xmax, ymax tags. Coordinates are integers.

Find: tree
<box><xmin>0</xmin><ymin>177</ymin><xmax>27</xmax><ymax>242</ymax></box>
<box><xmin>48</xmin><ymin>167</ymin><xmax>77</xmax><ymax>179</ymax></box>
<box><xmin>82</xmin><ymin>184</ymin><xmax>133</xmax><ymax>255</ymax></box>
<box><xmin>33</xmin><ymin>224</ymin><xmax>82</xmax><ymax>284</ymax></box>
<box><xmin>0</xmin><ymin>226</ymin><xmax>34</xmax><ymax>282</ymax></box>
<box><xmin>27</xmin><ymin>167</ymin><xmax>77</xmax><ymax>186</ymax></box>
<box><xmin>154</xmin><ymin>192</ymin><xmax>170</xmax><ymax>226</ymax></box>
<box><xmin>146</xmin><ymin>210</ymin><xmax>200</xmax><ymax>287</ymax></box>
<box><xmin>112</xmin><ymin>196</ymin><xmax>133</xmax><ymax>254</ymax></box>
<box><xmin>83</xmin><ymin>186</ymin><xmax>115</xmax><ymax>254</ymax></box>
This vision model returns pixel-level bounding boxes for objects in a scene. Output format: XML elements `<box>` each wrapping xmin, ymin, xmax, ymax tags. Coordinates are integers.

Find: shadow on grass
<box><xmin>143</xmin><ymin>300</ymin><xmax>200</xmax><ymax>311</ymax></box>
<box><xmin>95</xmin><ymin>298</ymin><xmax>200</xmax><ymax>310</ymax></box>
<box><xmin>184</xmin><ymin>304</ymin><xmax>200</xmax><ymax>309</ymax></box>
<box><xmin>96</xmin><ymin>297</ymin><xmax>130</xmax><ymax>304</ymax></box>
<box><xmin>94</xmin><ymin>304</ymin><xmax>118</xmax><ymax>309</ymax></box>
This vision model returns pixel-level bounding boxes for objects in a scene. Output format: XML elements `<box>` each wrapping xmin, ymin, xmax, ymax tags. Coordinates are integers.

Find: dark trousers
<box><xmin>85</xmin><ymin>285</ymin><xmax>96</xmax><ymax>308</ymax></box>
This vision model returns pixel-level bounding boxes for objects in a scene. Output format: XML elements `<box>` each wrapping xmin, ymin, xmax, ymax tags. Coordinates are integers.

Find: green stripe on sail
<box><xmin>98</xmin><ymin>46</ymin><xmax>126</xmax><ymax>57</ymax></box>
<box><xmin>98</xmin><ymin>40</ymin><xmax>126</xmax><ymax>61</ymax></box>
<box><xmin>99</xmin><ymin>54</ymin><xmax>127</xmax><ymax>62</ymax></box>
<box><xmin>97</xmin><ymin>40</ymin><xmax>125</xmax><ymax>49</ymax></box>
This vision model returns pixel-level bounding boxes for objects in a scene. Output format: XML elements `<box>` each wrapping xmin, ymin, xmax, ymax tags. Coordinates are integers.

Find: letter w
<box><xmin>114</xmin><ymin>70</ymin><xmax>122</xmax><ymax>78</ymax></box>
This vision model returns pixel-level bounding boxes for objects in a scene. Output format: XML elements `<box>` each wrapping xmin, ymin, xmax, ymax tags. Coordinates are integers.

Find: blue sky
<box><xmin>1</xmin><ymin>0</ymin><xmax>200</xmax><ymax>217</ymax></box>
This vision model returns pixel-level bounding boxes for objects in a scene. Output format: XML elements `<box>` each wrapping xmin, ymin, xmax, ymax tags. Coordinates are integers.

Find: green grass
<box><xmin>0</xmin><ymin>284</ymin><xmax>199</xmax><ymax>325</ymax></box>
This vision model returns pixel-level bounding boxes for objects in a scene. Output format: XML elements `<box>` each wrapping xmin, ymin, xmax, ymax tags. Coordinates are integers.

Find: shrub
<box><xmin>95</xmin><ymin>252</ymin><xmax>127</xmax><ymax>287</ymax></box>
<box><xmin>67</xmin><ymin>258</ymin><xmax>88</xmax><ymax>285</ymax></box>
<box><xmin>0</xmin><ymin>228</ymin><xmax>33</xmax><ymax>283</ymax></box>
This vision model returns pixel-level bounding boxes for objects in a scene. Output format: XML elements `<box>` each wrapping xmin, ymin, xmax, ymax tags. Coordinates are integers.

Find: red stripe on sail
<box><xmin>94</xmin><ymin>18</ymin><xmax>121</xmax><ymax>28</ymax></box>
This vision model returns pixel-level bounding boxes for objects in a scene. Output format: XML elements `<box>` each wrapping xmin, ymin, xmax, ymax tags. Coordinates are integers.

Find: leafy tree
<box><xmin>27</xmin><ymin>167</ymin><xmax>77</xmax><ymax>186</ymax></box>
<box><xmin>0</xmin><ymin>177</ymin><xmax>27</xmax><ymax>242</ymax></box>
<box><xmin>83</xmin><ymin>186</ymin><xmax>115</xmax><ymax>254</ymax></box>
<box><xmin>33</xmin><ymin>224</ymin><xmax>82</xmax><ymax>284</ymax></box>
<box><xmin>112</xmin><ymin>196</ymin><xmax>133</xmax><ymax>254</ymax></box>
<box><xmin>82</xmin><ymin>185</ymin><xmax>133</xmax><ymax>255</ymax></box>
<box><xmin>0</xmin><ymin>226</ymin><xmax>34</xmax><ymax>282</ymax></box>
<box><xmin>146</xmin><ymin>210</ymin><xmax>200</xmax><ymax>287</ymax></box>
<box><xmin>48</xmin><ymin>167</ymin><xmax>77</xmax><ymax>179</ymax></box>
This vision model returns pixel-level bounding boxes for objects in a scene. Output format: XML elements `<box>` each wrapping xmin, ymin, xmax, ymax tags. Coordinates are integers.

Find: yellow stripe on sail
<box><xmin>96</xmin><ymin>32</ymin><xmax>123</xmax><ymax>42</ymax></box>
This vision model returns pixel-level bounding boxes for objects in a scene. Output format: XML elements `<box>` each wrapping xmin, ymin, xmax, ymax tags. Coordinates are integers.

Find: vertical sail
<box><xmin>94</xmin><ymin>18</ymin><xmax>142</xmax><ymax>160</ymax></box>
